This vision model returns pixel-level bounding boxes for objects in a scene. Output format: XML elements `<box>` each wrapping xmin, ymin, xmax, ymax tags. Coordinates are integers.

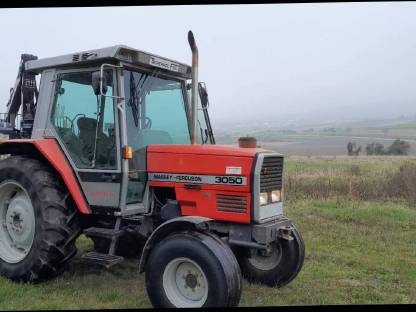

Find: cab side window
<box><xmin>51</xmin><ymin>71</ymin><xmax>117</xmax><ymax>169</ymax></box>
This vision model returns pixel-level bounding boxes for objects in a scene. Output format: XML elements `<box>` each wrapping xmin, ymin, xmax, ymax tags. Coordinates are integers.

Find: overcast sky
<box><xmin>0</xmin><ymin>3</ymin><xmax>416</xmax><ymax>129</ymax></box>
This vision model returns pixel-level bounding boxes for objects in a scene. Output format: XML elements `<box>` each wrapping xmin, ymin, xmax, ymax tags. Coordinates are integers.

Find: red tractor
<box><xmin>0</xmin><ymin>32</ymin><xmax>304</xmax><ymax>308</ymax></box>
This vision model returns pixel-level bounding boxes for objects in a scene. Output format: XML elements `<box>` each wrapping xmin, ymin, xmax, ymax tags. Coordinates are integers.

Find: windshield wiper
<box><xmin>128</xmin><ymin>72</ymin><xmax>140</xmax><ymax>127</ymax></box>
<box><xmin>198</xmin><ymin>119</ymin><xmax>208</xmax><ymax>144</ymax></box>
<box><xmin>128</xmin><ymin>69</ymin><xmax>161</xmax><ymax>127</ymax></box>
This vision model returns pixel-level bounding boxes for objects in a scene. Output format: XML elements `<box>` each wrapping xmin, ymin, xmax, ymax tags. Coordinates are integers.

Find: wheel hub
<box><xmin>163</xmin><ymin>257</ymin><xmax>208</xmax><ymax>307</ymax></box>
<box><xmin>5</xmin><ymin>193</ymin><xmax>35</xmax><ymax>247</ymax></box>
<box><xmin>0</xmin><ymin>181</ymin><xmax>35</xmax><ymax>263</ymax></box>
<box><xmin>10</xmin><ymin>213</ymin><xmax>23</xmax><ymax>233</ymax></box>
<box><xmin>248</xmin><ymin>242</ymin><xmax>283</xmax><ymax>271</ymax></box>
<box><xmin>185</xmin><ymin>273</ymin><xmax>198</xmax><ymax>289</ymax></box>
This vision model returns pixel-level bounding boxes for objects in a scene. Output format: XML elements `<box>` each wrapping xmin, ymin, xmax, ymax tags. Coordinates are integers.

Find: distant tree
<box><xmin>366</xmin><ymin>142</ymin><xmax>375</xmax><ymax>155</ymax></box>
<box><xmin>388</xmin><ymin>139</ymin><xmax>410</xmax><ymax>155</ymax></box>
<box><xmin>365</xmin><ymin>140</ymin><xmax>409</xmax><ymax>155</ymax></box>
<box><xmin>347</xmin><ymin>142</ymin><xmax>354</xmax><ymax>156</ymax></box>
<box><xmin>347</xmin><ymin>142</ymin><xmax>362</xmax><ymax>156</ymax></box>
<box><xmin>374</xmin><ymin>143</ymin><xmax>386</xmax><ymax>155</ymax></box>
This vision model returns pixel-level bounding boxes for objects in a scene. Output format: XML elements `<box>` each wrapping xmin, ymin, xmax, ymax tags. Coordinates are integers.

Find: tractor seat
<box><xmin>77</xmin><ymin>117</ymin><xmax>97</xmax><ymax>134</ymax></box>
<box><xmin>77</xmin><ymin>117</ymin><xmax>98</xmax><ymax>163</ymax></box>
<box><xmin>77</xmin><ymin>117</ymin><xmax>116</xmax><ymax>168</ymax></box>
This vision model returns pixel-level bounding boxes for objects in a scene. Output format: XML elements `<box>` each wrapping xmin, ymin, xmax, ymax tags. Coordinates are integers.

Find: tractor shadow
<box><xmin>68</xmin><ymin>254</ymin><xmax>142</xmax><ymax>279</ymax></box>
<box><xmin>65</xmin><ymin>236</ymin><xmax>143</xmax><ymax>279</ymax></box>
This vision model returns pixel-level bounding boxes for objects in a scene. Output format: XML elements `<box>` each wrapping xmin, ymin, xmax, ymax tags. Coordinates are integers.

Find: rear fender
<box><xmin>0</xmin><ymin>139</ymin><xmax>90</xmax><ymax>214</ymax></box>
<box><xmin>138</xmin><ymin>216</ymin><xmax>213</xmax><ymax>272</ymax></box>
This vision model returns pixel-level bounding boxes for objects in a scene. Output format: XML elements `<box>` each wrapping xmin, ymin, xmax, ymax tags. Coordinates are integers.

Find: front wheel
<box><xmin>239</xmin><ymin>223</ymin><xmax>305</xmax><ymax>287</ymax></box>
<box><xmin>145</xmin><ymin>232</ymin><xmax>242</xmax><ymax>308</ymax></box>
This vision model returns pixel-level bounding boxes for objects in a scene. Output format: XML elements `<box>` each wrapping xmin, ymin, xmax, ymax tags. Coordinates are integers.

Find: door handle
<box><xmin>100</xmin><ymin>173</ymin><xmax>118</xmax><ymax>182</ymax></box>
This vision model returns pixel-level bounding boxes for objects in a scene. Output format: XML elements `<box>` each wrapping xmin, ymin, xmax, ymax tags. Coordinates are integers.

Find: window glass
<box><xmin>197</xmin><ymin>97</ymin><xmax>210</xmax><ymax>144</ymax></box>
<box><xmin>123</xmin><ymin>69</ymin><xmax>190</xmax><ymax>204</ymax></box>
<box><xmin>51</xmin><ymin>71</ymin><xmax>117</xmax><ymax>169</ymax></box>
<box><xmin>124</xmin><ymin>70</ymin><xmax>190</xmax><ymax>151</ymax></box>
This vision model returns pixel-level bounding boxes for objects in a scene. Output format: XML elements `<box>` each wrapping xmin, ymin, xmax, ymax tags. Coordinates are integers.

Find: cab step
<box><xmin>83</xmin><ymin>227</ymin><xmax>125</xmax><ymax>239</ymax></box>
<box><xmin>122</xmin><ymin>215</ymin><xmax>142</xmax><ymax>222</ymax></box>
<box><xmin>82</xmin><ymin>251</ymin><xmax>124</xmax><ymax>268</ymax></box>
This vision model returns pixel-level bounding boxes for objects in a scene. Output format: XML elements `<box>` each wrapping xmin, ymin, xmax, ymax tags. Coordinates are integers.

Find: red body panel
<box><xmin>147</xmin><ymin>144</ymin><xmax>269</xmax><ymax>157</ymax></box>
<box><xmin>148</xmin><ymin>144</ymin><xmax>268</xmax><ymax>224</ymax></box>
<box><xmin>1</xmin><ymin>140</ymin><xmax>269</xmax><ymax>222</ymax></box>
<box><xmin>0</xmin><ymin>139</ymin><xmax>90</xmax><ymax>214</ymax></box>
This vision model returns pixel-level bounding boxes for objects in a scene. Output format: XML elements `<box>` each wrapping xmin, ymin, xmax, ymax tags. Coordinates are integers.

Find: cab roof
<box><xmin>25</xmin><ymin>45</ymin><xmax>192</xmax><ymax>79</ymax></box>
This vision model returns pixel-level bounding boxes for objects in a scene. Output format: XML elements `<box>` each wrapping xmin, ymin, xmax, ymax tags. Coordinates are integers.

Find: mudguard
<box><xmin>138</xmin><ymin>216</ymin><xmax>213</xmax><ymax>272</ymax></box>
<box><xmin>0</xmin><ymin>138</ymin><xmax>90</xmax><ymax>214</ymax></box>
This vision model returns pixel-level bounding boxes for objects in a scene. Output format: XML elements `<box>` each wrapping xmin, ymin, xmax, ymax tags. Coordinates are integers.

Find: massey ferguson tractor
<box><xmin>0</xmin><ymin>31</ymin><xmax>304</xmax><ymax>308</ymax></box>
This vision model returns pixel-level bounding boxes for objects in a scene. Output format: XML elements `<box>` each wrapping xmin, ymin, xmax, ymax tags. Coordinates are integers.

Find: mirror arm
<box><xmin>99</xmin><ymin>63</ymin><xmax>125</xmax><ymax>100</ymax></box>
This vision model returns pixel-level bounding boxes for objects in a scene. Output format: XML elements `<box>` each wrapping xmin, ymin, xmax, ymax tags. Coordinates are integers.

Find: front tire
<box><xmin>145</xmin><ymin>231</ymin><xmax>242</xmax><ymax>308</ymax></box>
<box><xmin>0</xmin><ymin>156</ymin><xmax>81</xmax><ymax>282</ymax></box>
<box><xmin>239</xmin><ymin>223</ymin><xmax>305</xmax><ymax>287</ymax></box>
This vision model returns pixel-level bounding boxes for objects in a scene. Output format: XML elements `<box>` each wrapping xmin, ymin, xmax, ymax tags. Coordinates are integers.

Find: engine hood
<box><xmin>145</xmin><ymin>144</ymin><xmax>284</xmax><ymax>224</ymax></box>
<box><xmin>147</xmin><ymin>144</ymin><xmax>279</xmax><ymax>157</ymax></box>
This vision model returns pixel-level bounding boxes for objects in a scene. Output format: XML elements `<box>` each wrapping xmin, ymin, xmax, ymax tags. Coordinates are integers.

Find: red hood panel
<box><xmin>147</xmin><ymin>144</ymin><xmax>274</xmax><ymax>157</ymax></box>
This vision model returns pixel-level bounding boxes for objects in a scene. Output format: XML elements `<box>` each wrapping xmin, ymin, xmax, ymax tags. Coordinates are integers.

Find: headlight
<box><xmin>259</xmin><ymin>192</ymin><xmax>268</xmax><ymax>206</ymax></box>
<box><xmin>271</xmin><ymin>190</ymin><xmax>282</xmax><ymax>202</ymax></box>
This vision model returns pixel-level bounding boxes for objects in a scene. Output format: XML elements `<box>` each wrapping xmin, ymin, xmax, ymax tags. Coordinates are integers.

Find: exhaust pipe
<box><xmin>188</xmin><ymin>30</ymin><xmax>199</xmax><ymax>144</ymax></box>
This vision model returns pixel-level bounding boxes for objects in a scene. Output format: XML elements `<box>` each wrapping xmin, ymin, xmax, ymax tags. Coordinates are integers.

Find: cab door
<box><xmin>50</xmin><ymin>69</ymin><xmax>121</xmax><ymax>212</ymax></box>
<box><xmin>118</xmin><ymin>68</ymin><xmax>191</xmax><ymax>215</ymax></box>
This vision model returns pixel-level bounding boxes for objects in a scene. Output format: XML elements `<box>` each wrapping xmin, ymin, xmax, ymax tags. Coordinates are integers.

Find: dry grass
<box><xmin>284</xmin><ymin>156</ymin><xmax>416</xmax><ymax>206</ymax></box>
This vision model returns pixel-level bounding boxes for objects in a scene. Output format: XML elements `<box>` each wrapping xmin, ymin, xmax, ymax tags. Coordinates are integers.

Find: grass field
<box><xmin>0</xmin><ymin>157</ymin><xmax>415</xmax><ymax>309</ymax></box>
<box><xmin>260</xmin><ymin>137</ymin><xmax>416</xmax><ymax>157</ymax></box>
<box><xmin>216</xmin><ymin>119</ymin><xmax>416</xmax><ymax>156</ymax></box>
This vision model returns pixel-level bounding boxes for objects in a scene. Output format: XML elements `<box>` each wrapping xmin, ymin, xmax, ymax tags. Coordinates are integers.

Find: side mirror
<box><xmin>198</xmin><ymin>82</ymin><xmax>209</xmax><ymax>109</ymax></box>
<box><xmin>92</xmin><ymin>71</ymin><xmax>108</xmax><ymax>96</ymax></box>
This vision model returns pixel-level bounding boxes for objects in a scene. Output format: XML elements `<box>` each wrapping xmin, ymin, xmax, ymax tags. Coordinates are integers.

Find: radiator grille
<box><xmin>260</xmin><ymin>155</ymin><xmax>283</xmax><ymax>192</ymax></box>
<box><xmin>216</xmin><ymin>194</ymin><xmax>247</xmax><ymax>213</ymax></box>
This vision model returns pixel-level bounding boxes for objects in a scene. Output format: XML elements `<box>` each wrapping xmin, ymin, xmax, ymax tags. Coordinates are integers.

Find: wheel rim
<box><xmin>0</xmin><ymin>181</ymin><xmax>35</xmax><ymax>263</ymax></box>
<box><xmin>248</xmin><ymin>242</ymin><xmax>283</xmax><ymax>271</ymax></box>
<box><xmin>162</xmin><ymin>257</ymin><xmax>209</xmax><ymax>307</ymax></box>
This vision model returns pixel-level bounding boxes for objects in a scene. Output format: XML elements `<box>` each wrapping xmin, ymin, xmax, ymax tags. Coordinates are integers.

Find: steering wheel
<box><xmin>71</xmin><ymin>113</ymin><xmax>86</xmax><ymax>134</ymax></box>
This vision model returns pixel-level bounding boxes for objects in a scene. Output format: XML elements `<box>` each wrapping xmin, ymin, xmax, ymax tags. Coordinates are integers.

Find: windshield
<box><xmin>123</xmin><ymin>69</ymin><xmax>190</xmax><ymax>150</ymax></box>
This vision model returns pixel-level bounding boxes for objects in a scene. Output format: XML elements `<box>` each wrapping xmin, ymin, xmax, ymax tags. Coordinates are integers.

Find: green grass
<box><xmin>1</xmin><ymin>197</ymin><xmax>415</xmax><ymax>309</ymax></box>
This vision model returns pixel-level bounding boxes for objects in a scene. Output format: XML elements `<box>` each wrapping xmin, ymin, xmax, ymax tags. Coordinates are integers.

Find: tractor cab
<box><xmin>8</xmin><ymin>44</ymin><xmax>214</xmax><ymax>216</ymax></box>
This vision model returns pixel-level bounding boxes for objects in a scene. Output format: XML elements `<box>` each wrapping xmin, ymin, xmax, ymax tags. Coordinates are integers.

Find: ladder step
<box><xmin>122</xmin><ymin>215</ymin><xmax>142</xmax><ymax>222</ymax></box>
<box><xmin>82</xmin><ymin>251</ymin><xmax>124</xmax><ymax>268</ymax></box>
<box><xmin>83</xmin><ymin>227</ymin><xmax>125</xmax><ymax>239</ymax></box>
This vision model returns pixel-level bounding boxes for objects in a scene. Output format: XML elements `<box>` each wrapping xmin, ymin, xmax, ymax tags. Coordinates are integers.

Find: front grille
<box><xmin>260</xmin><ymin>155</ymin><xmax>283</xmax><ymax>192</ymax></box>
<box><xmin>216</xmin><ymin>194</ymin><xmax>247</xmax><ymax>213</ymax></box>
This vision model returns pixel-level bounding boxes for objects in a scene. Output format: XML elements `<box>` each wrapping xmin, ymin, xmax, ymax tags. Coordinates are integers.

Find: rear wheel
<box><xmin>0</xmin><ymin>156</ymin><xmax>81</xmax><ymax>282</ymax></box>
<box><xmin>239</xmin><ymin>223</ymin><xmax>305</xmax><ymax>287</ymax></box>
<box><xmin>145</xmin><ymin>231</ymin><xmax>242</xmax><ymax>308</ymax></box>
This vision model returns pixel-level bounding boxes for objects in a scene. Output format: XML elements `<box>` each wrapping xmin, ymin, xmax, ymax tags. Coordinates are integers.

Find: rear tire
<box><xmin>145</xmin><ymin>231</ymin><xmax>242</xmax><ymax>308</ymax></box>
<box><xmin>0</xmin><ymin>156</ymin><xmax>81</xmax><ymax>282</ymax></box>
<box><xmin>239</xmin><ymin>223</ymin><xmax>305</xmax><ymax>287</ymax></box>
